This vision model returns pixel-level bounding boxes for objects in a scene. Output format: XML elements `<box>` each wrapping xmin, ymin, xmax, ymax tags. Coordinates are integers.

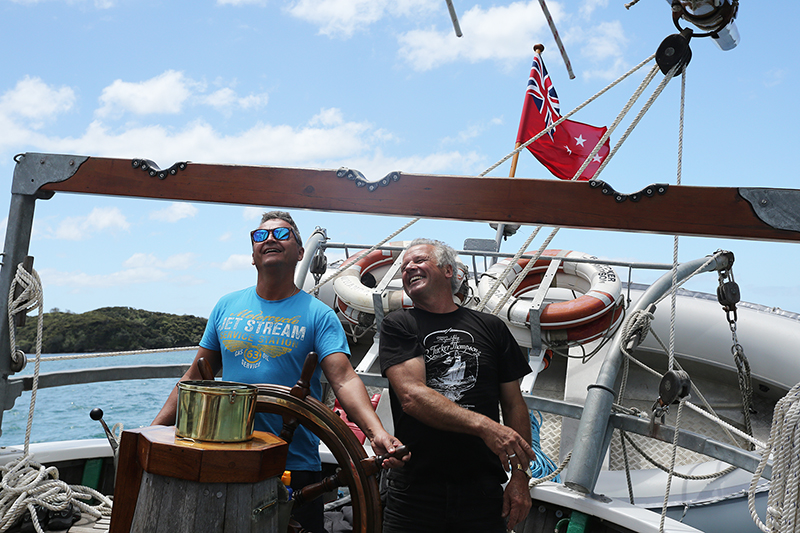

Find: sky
<box><xmin>0</xmin><ymin>0</ymin><xmax>798</xmax><ymax>319</ymax></box>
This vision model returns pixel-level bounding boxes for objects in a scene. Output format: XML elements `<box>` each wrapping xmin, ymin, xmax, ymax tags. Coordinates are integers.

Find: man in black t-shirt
<box><xmin>379</xmin><ymin>238</ymin><xmax>534</xmax><ymax>533</ymax></box>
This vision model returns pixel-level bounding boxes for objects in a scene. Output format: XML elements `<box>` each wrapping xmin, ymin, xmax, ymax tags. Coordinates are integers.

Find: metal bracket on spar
<box><xmin>336</xmin><ymin>168</ymin><xmax>401</xmax><ymax>192</ymax></box>
<box><xmin>588</xmin><ymin>180</ymin><xmax>669</xmax><ymax>203</ymax></box>
<box><xmin>739</xmin><ymin>188</ymin><xmax>800</xmax><ymax>233</ymax></box>
<box><xmin>12</xmin><ymin>153</ymin><xmax>89</xmax><ymax>196</ymax></box>
<box><xmin>131</xmin><ymin>158</ymin><xmax>189</xmax><ymax>180</ymax></box>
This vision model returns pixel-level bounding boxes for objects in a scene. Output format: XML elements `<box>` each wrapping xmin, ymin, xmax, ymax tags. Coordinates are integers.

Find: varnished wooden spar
<box><xmin>31</xmin><ymin>154</ymin><xmax>800</xmax><ymax>242</ymax></box>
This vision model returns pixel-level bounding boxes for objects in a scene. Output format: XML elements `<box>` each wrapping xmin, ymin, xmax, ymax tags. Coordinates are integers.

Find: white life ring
<box><xmin>332</xmin><ymin>243</ymin><xmax>470</xmax><ymax>325</ymax></box>
<box><xmin>333</xmin><ymin>245</ymin><xmax>413</xmax><ymax>325</ymax></box>
<box><xmin>478</xmin><ymin>249</ymin><xmax>624</xmax><ymax>346</ymax></box>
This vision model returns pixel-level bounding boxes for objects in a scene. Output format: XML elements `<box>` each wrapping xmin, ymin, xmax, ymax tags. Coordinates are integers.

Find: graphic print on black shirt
<box><xmin>424</xmin><ymin>328</ymin><xmax>480</xmax><ymax>406</ymax></box>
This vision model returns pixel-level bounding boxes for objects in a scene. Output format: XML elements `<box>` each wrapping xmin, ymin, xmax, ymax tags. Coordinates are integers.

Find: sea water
<box><xmin>0</xmin><ymin>349</ymin><xmax>197</xmax><ymax>446</ymax></box>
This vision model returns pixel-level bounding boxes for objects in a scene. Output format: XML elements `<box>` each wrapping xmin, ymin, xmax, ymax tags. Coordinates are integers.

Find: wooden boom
<box><xmin>21</xmin><ymin>154</ymin><xmax>800</xmax><ymax>242</ymax></box>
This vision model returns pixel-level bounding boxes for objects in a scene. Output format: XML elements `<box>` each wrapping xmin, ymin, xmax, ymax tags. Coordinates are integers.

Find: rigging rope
<box><xmin>530</xmin><ymin>452</ymin><xmax>571</xmax><ymax>488</ymax></box>
<box><xmin>38</xmin><ymin>345</ymin><xmax>199</xmax><ymax>363</ymax></box>
<box><xmin>3</xmin><ymin>264</ymin><xmax>113</xmax><ymax>533</ymax></box>
<box><xmin>620</xmin><ymin>311</ymin><xmax>762</xmax><ymax>450</ymax></box>
<box><xmin>659</xmin><ymin>398</ymin><xmax>685</xmax><ymax>533</ymax></box>
<box><xmin>667</xmin><ymin>68</ymin><xmax>687</xmax><ymax>378</ymax></box>
<box><xmin>481</xmin><ymin>52</ymin><xmax>656</xmax><ymax>177</ymax></box>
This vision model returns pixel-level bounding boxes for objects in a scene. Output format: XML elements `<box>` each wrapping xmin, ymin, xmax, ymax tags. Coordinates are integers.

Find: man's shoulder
<box><xmin>383</xmin><ymin>307</ymin><xmax>420</xmax><ymax>325</ymax></box>
<box><xmin>454</xmin><ymin>305</ymin><xmax>502</xmax><ymax>324</ymax></box>
<box><xmin>299</xmin><ymin>290</ymin><xmax>336</xmax><ymax>313</ymax></box>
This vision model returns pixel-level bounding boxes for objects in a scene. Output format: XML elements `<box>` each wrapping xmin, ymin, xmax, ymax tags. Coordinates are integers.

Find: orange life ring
<box><xmin>478</xmin><ymin>249</ymin><xmax>623</xmax><ymax>346</ymax></box>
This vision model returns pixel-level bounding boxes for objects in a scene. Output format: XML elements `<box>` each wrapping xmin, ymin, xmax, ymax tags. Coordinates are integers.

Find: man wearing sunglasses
<box><xmin>154</xmin><ymin>211</ymin><xmax>406</xmax><ymax>532</ymax></box>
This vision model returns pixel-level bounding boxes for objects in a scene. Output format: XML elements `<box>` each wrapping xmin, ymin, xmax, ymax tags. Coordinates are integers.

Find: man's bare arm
<box><xmin>151</xmin><ymin>347</ymin><xmax>222</xmax><ymax>426</ymax></box>
<box><xmin>385</xmin><ymin>357</ymin><xmax>533</xmax><ymax>470</ymax></box>
<box><xmin>321</xmin><ymin>352</ymin><xmax>408</xmax><ymax>468</ymax></box>
<box><xmin>499</xmin><ymin>380</ymin><xmax>533</xmax><ymax>529</ymax></box>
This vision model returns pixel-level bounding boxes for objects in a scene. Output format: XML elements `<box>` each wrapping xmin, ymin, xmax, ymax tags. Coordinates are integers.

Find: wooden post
<box><xmin>109</xmin><ymin>426</ymin><xmax>288</xmax><ymax>533</ymax></box>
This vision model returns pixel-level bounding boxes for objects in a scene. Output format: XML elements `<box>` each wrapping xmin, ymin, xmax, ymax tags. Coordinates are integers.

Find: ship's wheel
<box><xmin>254</xmin><ymin>353</ymin><xmax>391</xmax><ymax>533</ymax></box>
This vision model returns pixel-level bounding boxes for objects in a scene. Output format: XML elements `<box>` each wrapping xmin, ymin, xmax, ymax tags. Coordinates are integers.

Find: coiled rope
<box><xmin>748</xmin><ymin>383</ymin><xmax>800</xmax><ymax>533</ymax></box>
<box><xmin>529</xmin><ymin>411</ymin><xmax>560</xmax><ymax>482</ymax></box>
<box><xmin>2</xmin><ymin>264</ymin><xmax>112</xmax><ymax>533</ymax></box>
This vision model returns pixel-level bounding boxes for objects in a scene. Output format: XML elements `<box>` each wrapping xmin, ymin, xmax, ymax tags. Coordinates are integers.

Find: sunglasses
<box><xmin>250</xmin><ymin>227</ymin><xmax>297</xmax><ymax>243</ymax></box>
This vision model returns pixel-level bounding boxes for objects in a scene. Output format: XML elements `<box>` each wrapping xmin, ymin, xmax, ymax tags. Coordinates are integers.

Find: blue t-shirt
<box><xmin>200</xmin><ymin>287</ymin><xmax>350</xmax><ymax>471</ymax></box>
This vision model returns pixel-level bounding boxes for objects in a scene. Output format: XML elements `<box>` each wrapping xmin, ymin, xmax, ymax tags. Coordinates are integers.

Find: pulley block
<box><xmin>656</xmin><ymin>29</ymin><xmax>693</xmax><ymax>76</ymax></box>
<box><xmin>717</xmin><ymin>281</ymin><xmax>740</xmax><ymax>309</ymax></box>
<box><xmin>310</xmin><ymin>249</ymin><xmax>328</xmax><ymax>276</ymax></box>
<box><xmin>658</xmin><ymin>369</ymin><xmax>692</xmax><ymax>406</ymax></box>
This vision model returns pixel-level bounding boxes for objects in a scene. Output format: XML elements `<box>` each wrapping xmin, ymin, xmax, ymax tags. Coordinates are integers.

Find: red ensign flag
<box><xmin>516</xmin><ymin>51</ymin><xmax>610</xmax><ymax>181</ymax></box>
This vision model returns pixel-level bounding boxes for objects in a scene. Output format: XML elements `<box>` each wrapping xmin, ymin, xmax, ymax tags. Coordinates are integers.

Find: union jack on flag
<box><xmin>526</xmin><ymin>53</ymin><xmax>560</xmax><ymax>139</ymax></box>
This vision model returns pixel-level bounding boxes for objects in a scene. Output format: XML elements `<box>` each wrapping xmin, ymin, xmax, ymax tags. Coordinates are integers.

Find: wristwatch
<box><xmin>515</xmin><ymin>463</ymin><xmax>532</xmax><ymax>479</ymax></box>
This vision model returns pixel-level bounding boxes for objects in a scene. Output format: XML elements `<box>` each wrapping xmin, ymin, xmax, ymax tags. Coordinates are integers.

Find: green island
<box><xmin>13</xmin><ymin>307</ymin><xmax>208</xmax><ymax>354</ymax></box>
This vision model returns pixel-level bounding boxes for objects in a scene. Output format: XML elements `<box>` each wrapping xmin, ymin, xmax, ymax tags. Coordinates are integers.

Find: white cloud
<box><xmin>310</xmin><ymin>108</ymin><xmax>345</xmax><ymax>127</ymax></box>
<box><xmin>202</xmin><ymin>88</ymin><xmax>269</xmax><ymax>113</ymax></box>
<box><xmin>243</xmin><ymin>207</ymin><xmax>263</xmax><ymax>221</ymax></box>
<box><xmin>217</xmin><ymin>0</ymin><xmax>267</xmax><ymax>5</ymax></box>
<box><xmin>441</xmin><ymin>120</ymin><xmax>500</xmax><ymax>145</ymax></box>
<box><xmin>54</xmin><ymin>207</ymin><xmax>130</xmax><ymax>241</ymax></box>
<box><xmin>96</xmin><ymin>71</ymin><xmax>199</xmax><ymax>117</ymax></box>
<box><xmin>319</xmin><ymin>147</ymin><xmax>484</xmax><ymax>180</ymax></box>
<box><xmin>149</xmin><ymin>202</ymin><xmax>199</xmax><ymax>223</ymax></box>
<box><xmin>40</xmin><ymin>267</ymin><xmax>168</xmax><ymax>288</ymax></box>
<box><xmin>39</xmin><ymin>252</ymin><xmax>201</xmax><ymax>290</ymax></box>
<box><xmin>570</xmin><ymin>21</ymin><xmax>628</xmax><ymax>80</ymax></box>
<box><xmin>219</xmin><ymin>254</ymin><xmax>253</xmax><ymax>271</ymax></box>
<box><xmin>10</xmin><ymin>0</ymin><xmax>115</xmax><ymax>6</ymax></box>
<box><xmin>580</xmin><ymin>0</ymin><xmax>608</xmax><ymax>18</ymax></box>
<box><xmin>763</xmin><ymin>69</ymin><xmax>786</xmax><ymax>88</ymax></box>
<box><xmin>123</xmin><ymin>252</ymin><xmax>197</xmax><ymax>270</ymax></box>
<box><xmin>287</xmin><ymin>0</ymin><xmax>434</xmax><ymax>37</ymax></box>
<box><xmin>288</xmin><ymin>0</ymin><xmax>384</xmax><ymax>37</ymax></box>
<box><xmin>398</xmin><ymin>1</ymin><xmax>551</xmax><ymax>71</ymax></box>
<box><xmin>0</xmin><ymin>74</ymin><xmax>481</xmax><ymax>182</ymax></box>
<box><xmin>0</xmin><ymin>76</ymin><xmax>75</xmax><ymax>123</ymax></box>
<box><xmin>43</xmin><ymin>108</ymin><xmax>374</xmax><ymax>166</ymax></box>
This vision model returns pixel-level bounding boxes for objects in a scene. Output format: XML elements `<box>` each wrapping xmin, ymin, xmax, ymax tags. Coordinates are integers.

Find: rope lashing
<box><xmin>536</xmin><ymin>0</ymin><xmax>575</xmax><ymax>79</ymax></box>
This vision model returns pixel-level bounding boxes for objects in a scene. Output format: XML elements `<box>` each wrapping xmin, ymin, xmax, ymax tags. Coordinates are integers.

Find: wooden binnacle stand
<box><xmin>108</xmin><ymin>352</ymin><xmax>402</xmax><ymax>532</ymax></box>
<box><xmin>108</xmin><ymin>425</ymin><xmax>288</xmax><ymax>533</ymax></box>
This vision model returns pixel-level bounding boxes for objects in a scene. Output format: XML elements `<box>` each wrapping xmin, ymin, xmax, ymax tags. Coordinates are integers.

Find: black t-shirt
<box><xmin>379</xmin><ymin>306</ymin><xmax>531</xmax><ymax>482</ymax></box>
